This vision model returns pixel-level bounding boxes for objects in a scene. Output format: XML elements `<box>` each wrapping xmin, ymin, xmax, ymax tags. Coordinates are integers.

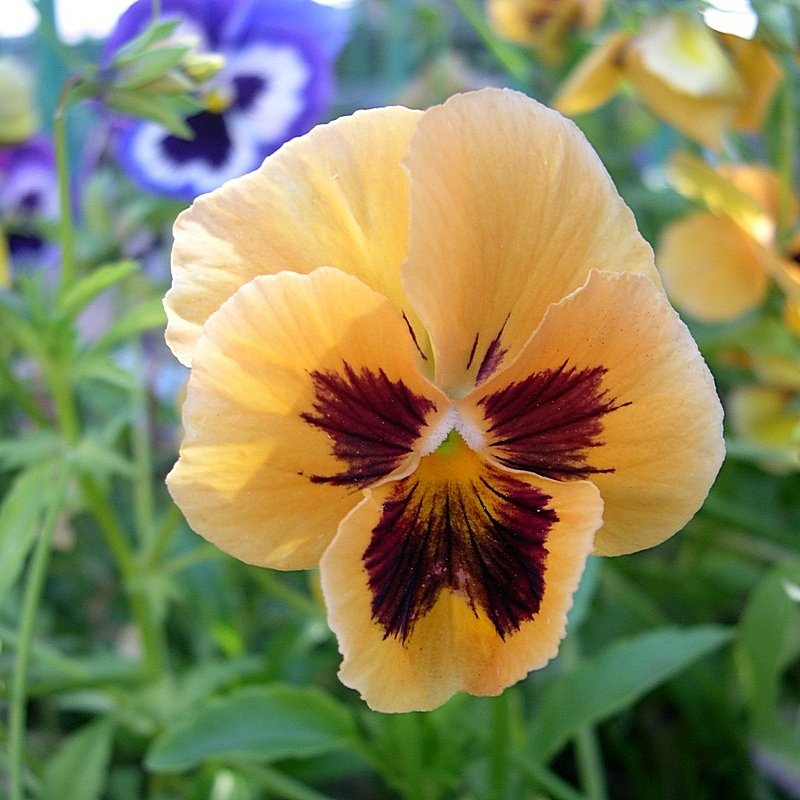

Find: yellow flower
<box><xmin>554</xmin><ymin>13</ymin><xmax>781</xmax><ymax>149</ymax></box>
<box><xmin>165</xmin><ymin>89</ymin><xmax>724</xmax><ymax>712</ymax></box>
<box><xmin>658</xmin><ymin>152</ymin><xmax>800</xmax><ymax>322</ymax></box>
<box><xmin>487</xmin><ymin>0</ymin><xmax>607</xmax><ymax>64</ymax></box>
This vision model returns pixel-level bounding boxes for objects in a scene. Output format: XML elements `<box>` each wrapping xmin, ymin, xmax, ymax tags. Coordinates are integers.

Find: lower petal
<box><xmin>321</xmin><ymin>455</ymin><xmax>602</xmax><ymax>712</ymax></box>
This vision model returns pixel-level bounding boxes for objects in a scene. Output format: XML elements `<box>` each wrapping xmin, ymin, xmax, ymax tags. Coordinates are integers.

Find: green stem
<box><xmin>54</xmin><ymin>78</ymin><xmax>79</xmax><ymax>291</ymax></box>
<box><xmin>515</xmin><ymin>756</ymin><xmax>591</xmax><ymax>800</ymax></box>
<box><xmin>574</xmin><ymin>726</ymin><xmax>609</xmax><ymax>800</ymax></box>
<box><xmin>776</xmin><ymin>66</ymin><xmax>796</xmax><ymax>250</ymax></box>
<box><xmin>8</xmin><ymin>465</ymin><xmax>70</xmax><ymax>800</ymax></box>
<box><xmin>391</xmin><ymin>713</ymin><xmax>432</xmax><ymax>800</ymax></box>
<box><xmin>249</xmin><ymin>568</ymin><xmax>325</xmax><ymax>620</ymax></box>
<box><xmin>237</xmin><ymin>763</ymin><xmax>337</xmax><ymax>800</ymax></box>
<box><xmin>130</xmin><ymin>345</ymin><xmax>156</xmax><ymax>551</ymax></box>
<box><xmin>489</xmin><ymin>692</ymin><xmax>512</xmax><ymax>800</ymax></box>
<box><xmin>452</xmin><ymin>0</ymin><xmax>531</xmax><ymax>86</ymax></box>
<box><xmin>0</xmin><ymin>355</ymin><xmax>47</xmax><ymax>425</ymax></box>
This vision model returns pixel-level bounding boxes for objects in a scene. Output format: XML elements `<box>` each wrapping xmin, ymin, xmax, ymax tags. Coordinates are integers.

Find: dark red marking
<box><xmin>363</xmin><ymin>466</ymin><xmax>556</xmax><ymax>642</ymax></box>
<box><xmin>480</xmin><ymin>360</ymin><xmax>629</xmax><ymax>480</ymax></box>
<box><xmin>475</xmin><ymin>316</ymin><xmax>510</xmax><ymax>385</ymax></box>
<box><xmin>403</xmin><ymin>312</ymin><xmax>428</xmax><ymax>361</ymax></box>
<box><xmin>301</xmin><ymin>363</ymin><xmax>436</xmax><ymax>489</ymax></box>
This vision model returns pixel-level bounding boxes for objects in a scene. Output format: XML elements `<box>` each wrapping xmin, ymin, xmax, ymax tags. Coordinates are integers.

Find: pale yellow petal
<box><xmin>553</xmin><ymin>31</ymin><xmax>628</xmax><ymax>115</ymax></box>
<box><xmin>321</xmin><ymin>469</ymin><xmax>602</xmax><ymax>712</ymax></box>
<box><xmin>668</xmin><ymin>152</ymin><xmax>775</xmax><ymax>245</ymax></box>
<box><xmin>168</xmin><ymin>267</ymin><xmax>446</xmax><ymax>570</ymax></box>
<box><xmin>470</xmin><ymin>270</ymin><xmax>724</xmax><ymax>556</ymax></box>
<box><xmin>165</xmin><ymin>106</ymin><xmax>423</xmax><ymax>366</ymax></box>
<box><xmin>634</xmin><ymin>14</ymin><xmax>742</xmax><ymax>98</ymax></box>
<box><xmin>658</xmin><ymin>212</ymin><xmax>769</xmax><ymax>321</ymax></box>
<box><xmin>626</xmin><ymin>47</ymin><xmax>733</xmax><ymax>149</ymax></box>
<box><xmin>402</xmin><ymin>88</ymin><xmax>658</xmax><ymax>396</ymax></box>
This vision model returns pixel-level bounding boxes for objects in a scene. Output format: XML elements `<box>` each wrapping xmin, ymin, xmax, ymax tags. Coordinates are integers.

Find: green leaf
<box><xmin>146</xmin><ymin>684</ymin><xmax>358</xmax><ymax>772</ymax></box>
<box><xmin>0</xmin><ymin>462</ymin><xmax>59</xmax><ymax>601</ymax></box>
<box><xmin>0</xmin><ymin>430</ymin><xmax>62</xmax><ymax>470</ymax></box>
<box><xmin>39</xmin><ymin>717</ymin><xmax>115</xmax><ymax>800</ymax></box>
<box><xmin>110</xmin><ymin>19</ymin><xmax>183</xmax><ymax>67</ymax></box>
<box><xmin>735</xmin><ymin>563</ymin><xmax>800</xmax><ymax>732</ymax></box>
<box><xmin>57</xmin><ymin>260</ymin><xmax>139</xmax><ymax>320</ymax></box>
<box><xmin>529</xmin><ymin>625</ymin><xmax>733</xmax><ymax>761</ymax></box>
<box><xmin>116</xmin><ymin>46</ymin><xmax>192</xmax><ymax>90</ymax></box>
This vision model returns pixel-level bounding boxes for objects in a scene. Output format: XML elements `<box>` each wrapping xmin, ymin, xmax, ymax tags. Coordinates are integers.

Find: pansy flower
<box><xmin>658</xmin><ymin>152</ymin><xmax>800</xmax><ymax>323</ymax></box>
<box><xmin>554</xmin><ymin>13</ymin><xmax>781</xmax><ymax>149</ymax></box>
<box><xmin>487</xmin><ymin>0</ymin><xmax>607</xmax><ymax>64</ymax></box>
<box><xmin>0</xmin><ymin>137</ymin><xmax>59</xmax><ymax>274</ymax></box>
<box><xmin>104</xmin><ymin>0</ymin><xmax>352</xmax><ymax>200</ymax></box>
<box><xmin>165</xmin><ymin>89</ymin><xmax>724</xmax><ymax>712</ymax></box>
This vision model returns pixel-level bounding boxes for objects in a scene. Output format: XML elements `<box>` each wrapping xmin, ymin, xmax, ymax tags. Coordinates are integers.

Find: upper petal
<box><xmin>402</xmin><ymin>88</ymin><xmax>658</xmax><ymax>396</ymax></box>
<box><xmin>167</xmin><ymin>267</ymin><xmax>446</xmax><ymax>570</ymax></box>
<box><xmin>322</xmin><ymin>456</ymin><xmax>602</xmax><ymax>712</ymax></box>
<box><xmin>165</xmin><ymin>105</ymin><xmax>423</xmax><ymax>365</ymax></box>
<box><xmin>469</xmin><ymin>270</ymin><xmax>724</xmax><ymax>556</ymax></box>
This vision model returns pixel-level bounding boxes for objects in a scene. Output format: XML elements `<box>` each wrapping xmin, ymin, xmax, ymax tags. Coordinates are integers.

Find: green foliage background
<box><xmin>2</xmin><ymin>1</ymin><xmax>800</xmax><ymax>799</ymax></box>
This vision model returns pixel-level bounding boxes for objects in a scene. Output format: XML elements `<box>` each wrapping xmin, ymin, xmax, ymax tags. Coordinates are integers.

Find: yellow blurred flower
<box><xmin>554</xmin><ymin>13</ymin><xmax>781</xmax><ymax>148</ymax></box>
<box><xmin>0</xmin><ymin>57</ymin><xmax>38</xmax><ymax>145</ymax></box>
<box><xmin>164</xmin><ymin>89</ymin><xmax>724</xmax><ymax>712</ymax></box>
<box><xmin>658</xmin><ymin>152</ymin><xmax>799</xmax><ymax>322</ymax></box>
<box><xmin>487</xmin><ymin>0</ymin><xmax>607</xmax><ymax>63</ymax></box>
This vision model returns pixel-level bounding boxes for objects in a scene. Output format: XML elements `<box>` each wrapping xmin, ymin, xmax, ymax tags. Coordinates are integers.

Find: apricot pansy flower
<box><xmin>554</xmin><ymin>13</ymin><xmax>781</xmax><ymax>149</ymax></box>
<box><xmin>165</xmin><ymin>89</ymin><xmax>724</xmax><ymax>712</ymax></box>
<box><xmin>658</xmin><ymin>152</ymin><xmax>800</xmax><ymax>323</ymax></box>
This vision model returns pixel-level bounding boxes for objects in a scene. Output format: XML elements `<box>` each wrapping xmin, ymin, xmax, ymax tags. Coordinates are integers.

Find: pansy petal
<box><xmin>553</xmin><ymin>31</ymin><xmax>628</xmax><ymax>115</ymax></box>
<box><xmin>402</xmin><ymin>88</ymin><xmax>657</xmax><ymax>396</ymax></box>
<box><xmin>470</xmin><ymin>270</ymin><xmax>724</xmax><ymax>556</ymax></box>
<box><xmin>167</xmin><ymin>267</ymin><xmax>446</xmax><ymax>570</ymax></box>
<box><xmin>723</xmin><ymin>34</ymin><xmax>782</xmax><ymax>132</ymax></box>
<box><xmin>321</xmin><ymin>455</ymin><xmax>602</xmax><ymax>712</ymax></box>
<box><xmin>166</xmin><ymin>105</ymin><xmax>423</xmax><ymax>365</ymax></box>
<box><xmin>658</xmin><ymin>212</ymin><xmax>769</xmax><ymax>321</ymax></box>
<box><xmin>668</xmin><ymin>152</ymin><xmax>775</xmax><ymax>245</ymax></box>
<box><xmin>625</xmin><ymin>48</ymin><xmax>732</xmax><ymax>149</ymax></box>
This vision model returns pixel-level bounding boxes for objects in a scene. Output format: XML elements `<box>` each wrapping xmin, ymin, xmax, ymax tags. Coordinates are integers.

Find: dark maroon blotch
<box><xmin>480</xmin><ymin>360</ymin><xmax>629</xmax><ymax>480</ymax></box>
<box><xmin>363</xmin><ymin>467</ymin><xmax>556</xmax><ymax>642</ymax></box>
<box><xmin>301</xmin><ymin>363</ymin><xmax>436</xmax><ymax>489</ymax></box>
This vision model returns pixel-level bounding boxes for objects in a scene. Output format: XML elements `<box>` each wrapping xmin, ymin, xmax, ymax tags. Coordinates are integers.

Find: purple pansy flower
<box><xmin>0</xmin><ymin>137</ymin><xmax>59</xmax><ymax>272</ymax></box>
<box><xmin>104</xmin><ymin>0</ymin><xmax>353</xmax><ymax>200</ymax></box>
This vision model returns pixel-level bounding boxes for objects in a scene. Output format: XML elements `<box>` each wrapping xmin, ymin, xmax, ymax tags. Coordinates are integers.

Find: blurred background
<box><xmin>1</xmin><ymin>1</ymin><xmax>800</xmax><ymax>799</ymax></box>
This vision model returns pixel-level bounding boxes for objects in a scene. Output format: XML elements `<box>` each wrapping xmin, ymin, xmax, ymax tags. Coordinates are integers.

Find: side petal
<box><xmin>657</xmin><ymin>212</ymin><xmax>769</xmax><ymax>321</ymax></box>
<box><xmin>553</xmin><ymin>31</ymin><xmax>629</xmax><ymax>115</ymax></box>
<box><xmin>165</xmin><ymin>105</ymin><xmax>423</xmax><ymax>365</ymax></box>
<box><xmin>321</xmin><ymin>460</ymin><xmax>602</xmax><ymax>712</ymax></box>
<box><xmin>469</xmin><ymin>270</ymin><xmax>724</xmax><ymax>556</ymax></box>
<box><xmin>402</xmin><ymin>88</ymin><xmax>657</xmax><ymax>396</ymax></box>
<box><xmin>167</xmin><ymin>267</ymin><xmax>446</xmax><ymax>570</ymax></box>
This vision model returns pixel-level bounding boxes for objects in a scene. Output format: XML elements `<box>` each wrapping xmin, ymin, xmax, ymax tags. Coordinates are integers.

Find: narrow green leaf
<box><xmin>116</xmin><ymin>46</ymin><xmax>192</xmax><ymax>90</ymax></box>
<box><xmin>529</xmin><ymin>625</ymin><xmax>733</xmax><ymax>761</ymax></box>
<box><xmin>111</xmin><ymin>19</ymin><xmax>182</xmax><ymax>67</ymax></box>
<box><xmin>39</xmin><ymin>718</ymin><xmax>115</xmax><ymax>800</ymax></box>
<box><xmin>0</xmin><ymin>462</ymin><xmax>58</xmax><ymax>601</ymax></box>
<box><xmin>146</xmin><ymin>684</ymin><xmax>357</xmax><ymax>772</ymax></box>
<box><xmin>57</xmin><ymin>260</ymin><xmax>139</xmax><ymax>320</ymax></box>
<box><xmin>0</xmin><ymin>431</ymin><xmax>62</xmax><ymax>470</ymax></box>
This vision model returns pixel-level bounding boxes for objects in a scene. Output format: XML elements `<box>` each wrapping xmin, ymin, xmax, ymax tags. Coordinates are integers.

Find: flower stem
<box><xmin>488</xmin><ymin>691</ymin><xmax>516</xmax><ymax>800</ymax></box>
<box><xmin>574</xmin><ymin>725</ymin><xmax>609</xmax><ymax>800</ymax></box>
<box><xmin>54</xmin><ymin>78</ymin><xmax>79</xmax><ymax>291</ymax></box>
<box><xmin>776</xmin><ymin>63</ymin><xmax>796</xmax><ymax>250</ymax></box>
<box><xmin>8</xmin><ymin>464</ymin><xmax>70</xmax><ymax>800</ymax></box>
